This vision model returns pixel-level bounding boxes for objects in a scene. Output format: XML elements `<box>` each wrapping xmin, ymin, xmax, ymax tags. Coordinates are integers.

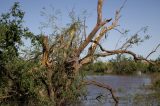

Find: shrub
<box><xmin>81</xmin><ymin>61</ymin><xmax>108</xmax><ymax>74</ymax></box>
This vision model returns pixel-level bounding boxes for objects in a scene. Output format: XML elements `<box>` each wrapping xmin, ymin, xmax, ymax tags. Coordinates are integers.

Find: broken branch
<box><xmin>83</xmin><ymin>80</ymin><xmax>119</xmax><ymax>104</ymax></box>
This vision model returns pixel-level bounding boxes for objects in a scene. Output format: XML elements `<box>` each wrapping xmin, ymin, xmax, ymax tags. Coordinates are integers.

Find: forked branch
<box><xmin>90</xmin><ymin>40</ymin><xmax>155</xmax><ymax>64</ymax></box>
<box><xmin>76</xmin><ymin>0</ymin><xmax>112</xmax><ymax>56</ymax></box>
<box><xmin>83</xmin><ymin>80</ymin><xmax>119</xmax><ymax>104</ymax></box>
<box><xmin>87</xmin><ymin>0</ymin><xmax>126</xmax><ymax>56</ymax></box>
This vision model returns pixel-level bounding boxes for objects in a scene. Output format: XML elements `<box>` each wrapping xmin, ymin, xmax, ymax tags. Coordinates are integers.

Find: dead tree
<box><xmin>39</xmin><ymin>0</ymin><xmax>159</xmax><ymax>105</ymax></box>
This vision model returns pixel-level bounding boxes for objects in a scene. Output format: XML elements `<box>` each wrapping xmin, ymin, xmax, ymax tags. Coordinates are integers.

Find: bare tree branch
<box><xmin>83</xmin><ymin>80</ymin><xmax>119</xmax><ymax>104</ymax></box>
<box><xmin>83</xmin><ymin>18</ymin><xmax>87</xmax><ymax>40</ymax></box>
<box><xmin>80</xmin><ymin>55</ymin><xmax>93</xmax><ymax>66</ymax></box>
<box><xmin>76</xmin><ymin>0</ymin><xmax>112</xmax><ymax>56</ymax></box>
<box><xmin>118</xmin><ymin>27</ymin><xmax>149</xmax><ymax>50</ymax></box>
<box><xmin>119</xmin><ymin>0</ymin><xmax>127</xmax><ymax>12</ymax></box>
<box><xmin>97</xmin><ymin>0</ymin><xmax>103</xmax><ymax>25</ymax></box>
<box><xmin>146</xmin><ymin>43</ymin><xmax>160</xmax><ymax>59</ymax></box>
<box><xmin>88</xmin><ymin>40</ymin><xmax>155</xmax><ymax>64</ymax></box>
<box><xmin>41</xmin><ymin>36</ymin><xmax>49</xmax><ymax>66</ymax></box>
<box><xmin>86</xmin><ymin>0</ymin><xmax>127</xmax><ymax>57</ymax></box>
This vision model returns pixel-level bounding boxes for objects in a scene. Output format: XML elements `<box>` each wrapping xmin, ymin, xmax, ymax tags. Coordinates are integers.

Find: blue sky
<box><xmin>0</xmin><ymin>0</ymin><xmax>160</xmax><ymax>60</ymax></box>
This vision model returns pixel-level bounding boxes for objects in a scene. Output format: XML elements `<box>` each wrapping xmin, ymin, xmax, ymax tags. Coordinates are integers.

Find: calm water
<box><xmin>79</xmin><ymin>75</ymin><xmax>159</xmax><ymax>106</ymax></box>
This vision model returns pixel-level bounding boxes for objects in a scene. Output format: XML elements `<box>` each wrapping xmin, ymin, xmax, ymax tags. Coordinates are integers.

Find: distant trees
<box><xmin>81</xmin><ymin>61</ymin><xmax>108</xmax><ymax>73</ymax></box>
<box><xmin>81</xmin><ymin>55</ymin><xmax>160</xmax><ymax>75</ymax></box>
<box><xmin>108</xmin><ymin>55</ymin><xmax>160</xmax><ymax>74</ymax></box>
<box><xmin>0</xmin><ymin>0</ymin><xmax>159</xmax><ymax>106</ymax></box>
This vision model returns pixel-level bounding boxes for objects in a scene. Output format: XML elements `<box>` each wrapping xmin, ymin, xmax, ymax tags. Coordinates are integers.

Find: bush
<box><xmin>108</xmin><ymin>55</ymin><xmax>159</xmax><ymax>74</ymax></box>
<box><xmin>108</xmin><ymin>55</ymin><xmax>137</xmax><ymax>74</ymax></box>
<box><xmin>82</xmin><ymin>55</ymin><xmax>160</xmax><ymax>75</ymax></box>
<box><xmin>147</xmin><ymin>64</ymin><xmax>160</xmax><ymax>73</ymax></box>
<box><xmin>151</xmin><ymin>73</ymin><xmax>160</xmax><ymax>89</ymax></box>
<box><xmin>81</xmin><ymin>61</ymin><xmax>108</xmax><ymax>74</ymax></box>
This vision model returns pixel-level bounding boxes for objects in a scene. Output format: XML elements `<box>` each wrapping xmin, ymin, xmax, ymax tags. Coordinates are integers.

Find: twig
<box><xmin>146</xmin><ymin>43</ymin><xmax>160</xmax><ymax>59</ymax></box>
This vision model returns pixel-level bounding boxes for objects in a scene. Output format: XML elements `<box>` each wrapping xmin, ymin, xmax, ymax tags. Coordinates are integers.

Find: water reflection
<box><xmin>80</xmin><ymin>75</ymin><xmax>158</xmax><ymax>106</ymax></box>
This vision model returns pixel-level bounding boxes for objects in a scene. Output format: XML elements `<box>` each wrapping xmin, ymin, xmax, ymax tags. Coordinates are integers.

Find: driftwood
<box><xmin>83</xmin><ymin>80</ymin><xmax>119</xmax><ymax>105</ymax></box>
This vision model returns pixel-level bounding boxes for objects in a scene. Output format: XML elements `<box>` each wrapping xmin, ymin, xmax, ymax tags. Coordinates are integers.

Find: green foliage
<box><xmin>81</xmin><ymin>55</ymin><xmax>160</xmax><ymax>75</ymax></box>
<box><xmin>151</xmin><ymin>73</ymin><xmax>160</xmax><ymax>89</ymax></box>
<box><xmin>0</xmin><ymin>2</ymin><xmax>34</xmax><ymax>66</ymax></box>
<box><xmin>92</xmin><ymin>61</ymin><xmax>108</xmax><ymax>73</ymax></box>
<box><xmin>147</xmin><ymin>56</ymin><xmax>160</xmax><ymax>73</ymax></box>
<box><xmin>0</xmin><ymin>2</ymin><xmax>32</xmax><ymax>54</ymax></box>
<box><xmin>108</xmin><ymin>55</ymin><xmax>137</xmax><ymax>74</ymax></box>
<box><xmin>1</xmin><ymin>2</ymin><xmax>159</xmax><ymax>106</ymax></box>
<box><xmin>107</xmin><ymin>55</ymin><xmax>159</xmax><ymax>74</ymax></box>
<box><xmin>81</xmin><ymin>61</ymin><xmax>108</xmax><ymax>74</ymax></box>
<box><xmin>0</xmin><ymin>1</ymin><xmax>116</xmax><ymax>106</ymax></box>
<box><xmin>0</xmin><ymin>2</ymin><xmax>46</xmax><ymax>105</ymax></box>
<box><xmin>147</xmin><ymin>64</ymin><xmax>160</xmax><ymax>73</ymax></box>
<box><xmin>154</xmin><ymin>80</ymin><xmax>160</xmax><ymax>88</ymax></box>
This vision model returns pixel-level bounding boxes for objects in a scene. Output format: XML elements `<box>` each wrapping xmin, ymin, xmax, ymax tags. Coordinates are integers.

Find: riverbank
<box><xmin>81</xmin><ymin>55</ymin><xmax>160</xmax><ymax>75</ymax></box>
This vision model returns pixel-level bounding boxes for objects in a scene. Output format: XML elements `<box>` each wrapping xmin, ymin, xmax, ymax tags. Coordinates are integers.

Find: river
<box><xmin>79</xmin><ymin>75</ymin><xmax>160</xmax><ymax>106</ymax></box>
